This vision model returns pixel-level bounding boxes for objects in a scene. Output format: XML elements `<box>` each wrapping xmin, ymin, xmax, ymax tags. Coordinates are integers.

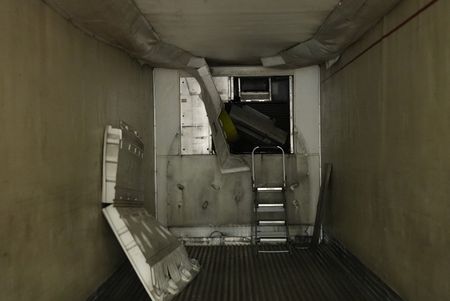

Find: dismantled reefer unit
<box><xmin>3</xmin><ymin>0</ymin><xmax>449</xmax><ymax>301</ymax></box>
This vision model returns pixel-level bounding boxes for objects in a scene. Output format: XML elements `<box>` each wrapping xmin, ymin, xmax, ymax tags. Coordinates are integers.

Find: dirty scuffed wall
<box><xmin>0</xmin><ymin>0</ymin><xmax>154</xmax><ymax>300</ymax></box>
<box><xmin>321</xmin><ymin>0</ymin><xmax>450</xmax><ymax>300</ymax></box>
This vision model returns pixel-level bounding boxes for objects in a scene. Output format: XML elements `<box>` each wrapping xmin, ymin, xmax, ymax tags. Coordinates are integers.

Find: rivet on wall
<box><xmin>289</xmin><ymin>182</ymin><xmax>299</xmax><ymax>191</ymax></box>
<box><xmin>210</xmin><ymin>183</ymin><xmax>220</xmax><ymax>191</ymax></box>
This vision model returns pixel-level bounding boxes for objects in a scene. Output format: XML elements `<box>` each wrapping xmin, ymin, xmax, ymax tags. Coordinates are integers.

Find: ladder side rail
<box><xmin>251</xmin><ymin>145</ymin><xmax>286</xmax><ymax>189</ymax></box>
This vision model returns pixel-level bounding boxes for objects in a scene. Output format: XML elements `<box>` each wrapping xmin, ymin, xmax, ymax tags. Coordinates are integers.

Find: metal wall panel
<box><xmin>154</xmin><ymin>67</ymin><xmax>320</xmax><ymax>227</ymax></box>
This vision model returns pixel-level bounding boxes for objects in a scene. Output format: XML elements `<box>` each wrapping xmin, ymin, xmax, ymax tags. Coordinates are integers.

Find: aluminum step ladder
<box><xmin>252</xmin><ymin>146</ymin><xmax>290</xmax><ymax>254</ymax></box>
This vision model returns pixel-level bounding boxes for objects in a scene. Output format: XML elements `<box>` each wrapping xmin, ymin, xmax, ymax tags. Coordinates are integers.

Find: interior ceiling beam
<box><xmin>261</xmin><ymin>0</ymin><xmax>402</xmax><ymax>68</ymax></box>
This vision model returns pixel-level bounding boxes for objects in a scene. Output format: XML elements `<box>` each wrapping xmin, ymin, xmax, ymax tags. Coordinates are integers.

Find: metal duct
<box><xmin>261</xmin><ymin>0</ymin><xmax>401</xmax><ymax>67</ymax></box>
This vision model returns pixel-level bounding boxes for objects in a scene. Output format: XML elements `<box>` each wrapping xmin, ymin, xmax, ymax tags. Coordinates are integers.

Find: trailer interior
<box><xmin>1</xmin><ymin>0</ymin><xmax>449</xmax><ymax>300</ymax></box>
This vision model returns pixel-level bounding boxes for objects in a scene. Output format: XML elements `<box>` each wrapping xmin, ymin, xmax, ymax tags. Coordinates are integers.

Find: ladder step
<box><xmin>257</xmin><ymin>203</ymin><xmax>284</xmax><ymax>207</ymax></box>
<box><xmin>256</xmin><ymin>204</ymin><xmax>285</xmax><ymax>212</ymax></box>
<box><xmin>258</xmin><ymin>237</ymin><xmax>287</xmax><ymax>243</ymax></box>
<box><xmin>256</xmin><ymin>187</ymin><xmax>283</xmax><ymax>192</ymax></box>
<box><xmin>258</xmin><ymin>220</ymin><xmax>286</xmax><ymax>225</ymax></box>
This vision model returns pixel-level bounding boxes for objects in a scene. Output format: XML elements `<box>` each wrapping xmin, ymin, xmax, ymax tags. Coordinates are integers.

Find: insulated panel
<box><xmin>102</xmin><ymin>123</ymin><xmax>200</xmax><ymax>301</ymax></box>
<box><xmin>180</xmin><ymin>77</ymin><xmax>212</xmax><ymax>155</ymax></box>
<box><xmin>103</xmin><ymin>206</ymin><xmax>199</xmax><ymax>301</ymax></box>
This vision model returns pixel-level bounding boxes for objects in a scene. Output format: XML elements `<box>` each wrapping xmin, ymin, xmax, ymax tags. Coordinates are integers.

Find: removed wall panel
<box><xmin>102</xmin><ymin>124</ymin><xmax>199</xmax><ymax>301</ymax></box>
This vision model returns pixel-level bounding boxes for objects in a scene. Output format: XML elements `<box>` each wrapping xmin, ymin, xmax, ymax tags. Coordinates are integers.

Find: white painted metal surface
<box><xmin>179</xmin><ymin>75</ymin><xmax>234</xmax><ymax>155</ymax></box>
<box><xmin>180</xmin><ymin>77</ymin><xmax>212</xmax><ymax>155</ymax></box>
<box><xmin>102</xmin><ymin>125</ymin><xmax>122</xmax><ymax>204</ymax></box>
<box><xmin>103</xmin><ymin>206</ymin><xmax>199</xmax><ymax>300</ymax></box>
<box><xmin>194</xmin><ymin>65</ymin><xmax>249</xmax><ymax>174</ymax></box>
<box><xmin>257</xmin><ymin>187</ymin><xmax>283</xmax><ymax>192</ymax></box>
<box><xmin>102</xmin><ymin>123</ymin><xmax>199</xmax><ymax>301</ymax></box>
<box><xmin>294</xmin><ymin>66</ymin><xmax>321</xmax><ymax>220</ymax></box>
<box><xmin>154</xmin><ymin>67</ymin><xmax>321</xmax><ymax>228</ymax></box>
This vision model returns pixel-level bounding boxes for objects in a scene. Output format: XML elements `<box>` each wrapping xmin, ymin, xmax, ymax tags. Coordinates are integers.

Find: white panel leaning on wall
<box><xmin>102</xmin><ymin>121</ymin><xmax>200</xmax><ymax>301</ymax></box>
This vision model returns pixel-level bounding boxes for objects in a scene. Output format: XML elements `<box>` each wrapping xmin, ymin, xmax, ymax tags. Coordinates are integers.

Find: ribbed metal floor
<box><xmin>88</xmin><ymin>240</ymin><xmax>403</xmax><ymax>301</ymax></box>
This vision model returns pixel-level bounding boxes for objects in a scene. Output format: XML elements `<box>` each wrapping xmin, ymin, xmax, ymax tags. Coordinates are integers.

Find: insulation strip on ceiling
<box><xmin>42</xmin><ymin>0</ymin><xmax>202</xmax><ymax>68</ymax></box>
<box><xmin>102</xmin><ymin>122</ymin><xmax>200</xmax><ymax>301</ymax></box>
<box><xmin>261</xmin><ymin>0</ymin><xmax>401</xmax><ymax>67</ymax></box>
